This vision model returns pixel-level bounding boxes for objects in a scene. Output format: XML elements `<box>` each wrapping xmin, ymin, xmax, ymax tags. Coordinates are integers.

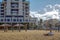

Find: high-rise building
<box><xmin>0</xmin><ymin>0</ymin><xmax>29</xmax><ymax>25</ymax></box>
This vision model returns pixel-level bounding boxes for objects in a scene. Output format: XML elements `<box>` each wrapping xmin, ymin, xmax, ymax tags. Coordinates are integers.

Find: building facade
<box><xmin>0</xmin><ymin>0</ymin><xmax>29</xmax><ymax>24</ymax></box>
<box><xmin>29</xmin><ymin>17</ymin><xmax>38</xmax><ymax>26</ymax></box>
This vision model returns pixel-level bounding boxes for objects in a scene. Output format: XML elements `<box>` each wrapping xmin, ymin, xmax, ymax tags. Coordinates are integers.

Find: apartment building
<box><xmin>0</xmin><ymin>0</ymin><xmax>29</xmax><ymax>25</ymax></box>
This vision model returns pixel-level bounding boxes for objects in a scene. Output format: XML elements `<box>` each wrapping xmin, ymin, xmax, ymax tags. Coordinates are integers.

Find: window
<box><xmin>15</xmin><ymin>0</ymin><xmax>19</xmax><ymax>1</ymax></box>
<box><xmin>11</xmin><ymin>6</ymin><xmax>15</xmax><ymax>8</ymax></box>
<box><xmin>22</xmin><ymin>0</ymin><xmax>25</xmax><ymax>1</ymax></box>
<box><xmin>25</xmin><ymin>4</ymin><xmax>28</xmax><ymax>6</ymax></box>
<box><xmin>7</xmin><ymin>19</ymin><xmax>10</xmax><ymax>21</ymax></box>
<box><xmin>25</xmin><ymin>19</ymin><xmax>28</xmax><ymax>22</ymax></box>
<box><xmin>1</xmin><ymin>7</ymin><xmax>4</xmax><ymax>9</ymax></box>
<box><xmin>1</xmin><ymin>4</ymin><xmax>4</xmax><ymax>6</ymax></box>
<box><xmin>11</xmin><ymin>3</ymin><xmax>18</xmax><ymax>6</ymax></box>
<box><xmin>0</xmin><ymin>16</ymin><xmax>4</xmax><ymax>17</ymax></box>
<box><xmin>13</xmin><ymin>19</ymin><xmax>16</xmax><ymax>21</ymax></box>
<box><xmin>26</xmin><ymin>16</ymin><xmax>28</xmax><ymax>17</ymax></box>
<box><xmin>6</xmin><ymin>16</ymin><xmax>12</xmax><ymax>17</ymax></box>
<box><xmin>17</xmin><ymin>19</ymin><xmax>19</xmax><ymax>21</ymax></box>
<box><xmin>19</xmin><ymin>16</ymin><xmax>24</xmax><ymax>17</ymax></box>
<box><xmin>20</xmin><ymin>19</ymin><xmax>22</xmax><ymax>22</ymax></box>
<box><xmin>11</xmin><ymin>9</ymin><xmax>18</xmax><ymax>11</ymax></box>
<box><xmin>4</xmin><ymin>0</ymin><xmax>7</xmax><ymax>1</ymax></box>
<box><xmin>1</xmin><ymin>13</ymin><xmax>4</xmax><ymax>15</ymax></box>
<box><xmin>1</xmin><ymin>10</ymin><xmax>4</xmax><ymax>12</ymax></box>
<box><xmin>11</xmin><ymin>3</ymin><xmax>18</xmax><ymax>8</ymax></box>
<box><xmin>26</xmin><ymin>13</ymin><xmax>28</xmax><ymax>15</ymax></box>
<box><xmin>11</xmin><ymin>9</ymin><xmax>18</xmax><ymax>15</ymax></box>
<box><xmin>1</xmin><ymin>19</ymin><xmax>3</xmax><ymax>21</ymax></box>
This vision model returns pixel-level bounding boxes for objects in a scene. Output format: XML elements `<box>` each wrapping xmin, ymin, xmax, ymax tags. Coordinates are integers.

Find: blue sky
<box><xmin>29</xmin><ymin>0</ymin><xmax>60</xmax><ymax>20</ymax></box>
<box><xmin>30</xmin><ymin>0</ymin><xmax>60</xmax><ymax>11</ymax></box>
<box><xmin>0</xmin><ymin>0</ymin><xmax>2</xmax><ymax>2</ymax></box>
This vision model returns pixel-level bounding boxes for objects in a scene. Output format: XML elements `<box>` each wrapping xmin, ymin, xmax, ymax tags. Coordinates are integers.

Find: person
<box><xmin>48</xmin><ymin>31</ymin><xmax>54</xmax><ymax>36</ymax></box>
<box><xmin>47</xmin><ymin>23</ymin><xmax>54</xmax><ymax>36</ymax></box>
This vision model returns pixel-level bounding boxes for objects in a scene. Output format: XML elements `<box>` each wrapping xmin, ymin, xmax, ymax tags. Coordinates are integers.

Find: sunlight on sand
<box><xmin>0</xmin><ymin>30</ymin><xmax>60</xmax><ymax>40</ymax></box>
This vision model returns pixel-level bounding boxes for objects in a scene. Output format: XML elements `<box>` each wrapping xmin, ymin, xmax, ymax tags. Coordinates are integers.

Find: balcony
<box><xmin>0</xmin><ymin>7</ymin><xmax>4</xmax><ymax>9</ymax></box>
<box><xmin>11</xmin><ymin>6</ymin><xmax>18</xmax><ymax>9</ymax></box>
<box><xmin>2</xmin><ymin>1</ymin><xmax>7</xmax><ymax>4</ymax></box>
<box><xmin>3</xmin><ymin>0</ymin><xmax>7</xmax><ymax>2</ymax></box>
<box><xmin>11</xmin><ymin>0</ymin><xmax>19</xmax><ymax>3</ymax></box>
<box><xmin>11</xmin><ymin>9</ymin><xmax>18</xmax><ymax>11</ymax></box>
<box><xmin>11</xmin><ymin>3</ymin><xmax>19</xmax><ymax>9</ymax></box>
<box><xmin>0</xmin><ymin>13</ymin><xmax>4</xmax><ymax>16</ymax></box>
<box><xmin>5</xmin><ymin>18</ymin><xmax>11</xmax><ymax>22</ymax></box>
<box><xmin>0</xmin><ymin>10</ymin><xmax>4</xmax><ymax>13</ymax></box>
<box><xmin>23</xmin><ymin>1</ymin><xmax>29</xmax><ymax>4</ymax></box>
<box><xmin>11</xmin><ymin>12</ymin><xmax>18</xmax><ymax>16</ymax></box>
<box><xmin>25</xmin><ymin>13</ymin><xmax>29</xmax><ymax>15</ymax></box>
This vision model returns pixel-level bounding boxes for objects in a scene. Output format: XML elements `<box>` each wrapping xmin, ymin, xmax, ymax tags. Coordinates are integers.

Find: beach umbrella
<box><xmin>14</xmin><ymin>24</ymin><xmax>24</xmax><ymax>32</ymax></box>
<box><xmin>20</xmin><ymin>24</ymin><xmax>24</xmax><ymax>26</ymax></box>
<box><xmin>0</xmin><ymin>24</ymin><xmax>11</xmax><ymax>32</ymax></box>
<box><xmin>14</xmin><ymin>24</ymin><xmax>24</xmax><ymax>27</ymax></box>
<box><xmin>0</xmin><ymin>24</ymin><xmax>11</xmax><ymax>27</ymax></box>
<box><xmin>14</xmin><ymin>24</ymin><xmax>20</xmax><ymax>27</ymax></box>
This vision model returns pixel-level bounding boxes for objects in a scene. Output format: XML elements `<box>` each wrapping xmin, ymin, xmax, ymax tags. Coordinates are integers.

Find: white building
<box><xmin>0</xmin><ymin>0</ymin><xmax>29</xmax><ymax>24</ymax></box>
<box><xmin>29</xmin><ymin>17</ymin><xmax>38</xmax><ymax>26</ymax></box>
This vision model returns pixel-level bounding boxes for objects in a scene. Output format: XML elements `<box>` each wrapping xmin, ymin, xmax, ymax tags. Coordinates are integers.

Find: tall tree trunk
<box><xmin>25</xmin><ymin>24</ymin><xmax>27</xmax><ymax>32</ymax></box>
<box><xmin>4</xmin><ymin>26</ymin><xmax>5</xmax><ymax>32</ymax></box>
<box><xmin>50</xmin><ymin>29</ymin><xmax>52</xmax><ymax>33</ymax></box>
<box><xmin>11</xmin><ymin>25</ymin><xmax>14</xmax><ymax>32</ymax></box>
<box><xmin>19</xmin><ymin>26</ymin><xmax>21</xmax><ymax>32</ymax></box>
<box><xmin>58</xmin><ymin>26</ymin><xmax>59</xmax><ymax>32</ymax></box>
<box><xmin>49</xmin><ymin>24</ymin><xmax>52</xmax><ymax>33</ymax></box>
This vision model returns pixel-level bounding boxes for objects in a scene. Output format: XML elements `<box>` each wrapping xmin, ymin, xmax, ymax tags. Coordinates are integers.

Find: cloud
<box><xmin>54</xmin><ymin>4</ymin><xmax>60</xmax><ymax>12</ymax></box>
<box><xmin>44</xmin><ymin>5</ymin><xmax>53</xmax><ymax>12</ymax></box>
<box><xmin>30</xmin><ymin>4</ymin><xmax>60</xmax><ymax>20</ymax></box>
<box><xmin>54</xmin><ymin>4</ymin><xmax>60</xmax><ymax>8</ymax></box>
<box><xmin>44</xmin><ymin>4</ymin><xmax>60</xmax><ymax>19</ymax></box>
<box><xmin>30</xmin><ymin>11</ymin><xmax>42</xmax><ymax>20</ymax></box>
<box><xmin>43</xmin><ymin>10</ymin><xmax>59</xmax><ymax>19</ymax></box>
<box><xmin>46</xmin><ymin>5</ymin><xmax>53</xmax><ymax>8</ymax></box>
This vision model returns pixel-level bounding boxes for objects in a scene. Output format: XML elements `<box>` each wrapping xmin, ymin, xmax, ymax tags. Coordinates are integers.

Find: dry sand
<box><xmin>0</xmin><ymin>30</ymin><xmax>60</xmax><ymax>40</ymax></box>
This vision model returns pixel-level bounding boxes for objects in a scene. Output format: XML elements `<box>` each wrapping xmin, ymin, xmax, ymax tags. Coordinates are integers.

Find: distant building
<box><xmin>0</xmin><ymin>0</ymin><xmax>29</xmax><ymax>24</ymax></box>
<box><xmin>43</xmin><ymin>19</ymin><xmax>59</xmax><ymax>29</ymax></box>
<box><xmin>29</xmin><ymin>17</ymin><xmax>38</xmax><ymax>25</ymax></box>
<box><xmin>29</xmin><ymin>16</ymin><xmax>38</xmax><ymax>28</ymax></box>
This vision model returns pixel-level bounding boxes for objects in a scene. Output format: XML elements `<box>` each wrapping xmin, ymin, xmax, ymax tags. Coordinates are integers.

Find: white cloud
<box><xmin>43</xmin><ymin>10</ymin><xmax>59</xmax><ymax>19</ymax></box>
<box><xmin>30</xmin><ymin>4</ymin><xmax>60</xmax><ymax>20</ymax></box>
<box><xmin>46</xmin><ymin>5</ymin><xmax>53</xmax><ymax>8</ymax></box>
<box><xmin>44</xmin><ymin>5</ymin><xmax>53</xmax><ymax>12</ymax></box>
<box><xmin>54</xmin><ymin>4</ymin><xmax>60</xmax><ymax>8</ymax></box>
<box><xmin>30</xmin><ymin>11</ymin><xmax>42</xmax><ymax>18</ymax></box>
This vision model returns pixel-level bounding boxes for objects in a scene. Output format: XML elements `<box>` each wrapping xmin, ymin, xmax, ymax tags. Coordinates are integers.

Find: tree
<box><xmin>49</xmin><ymin>23</ymin><xmax>52</xmax><ymax>32</ymax></box>
<box><xmin>39</xmin><ymin>18</ymin><xmax>43</xmax><ymax>30</ymax></box>
<box><xmin>55</xmin><ymin>23</ymin><xmax>60</xmax><ymax>32</ymax></box>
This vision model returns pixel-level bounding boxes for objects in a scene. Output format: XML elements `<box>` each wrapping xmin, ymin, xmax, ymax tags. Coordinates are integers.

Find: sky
<box><xmin>30</xmin><ymin>0</ymin><xmax>60</xmax><ymax>11</ymax></box>
<box><xmin>30</xmin><ymin>0</ymin><xmax>60</xmax><ymax>20</ymax></box>
<box><xmin>0</xmin><ymin>0</ymin><xmax>2</xmax><ymax>2</ymax></box>
<box><xmin>0</xmin><ymin>0</ymin><xmax>60</xmax><ymax>20</ymax></box>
